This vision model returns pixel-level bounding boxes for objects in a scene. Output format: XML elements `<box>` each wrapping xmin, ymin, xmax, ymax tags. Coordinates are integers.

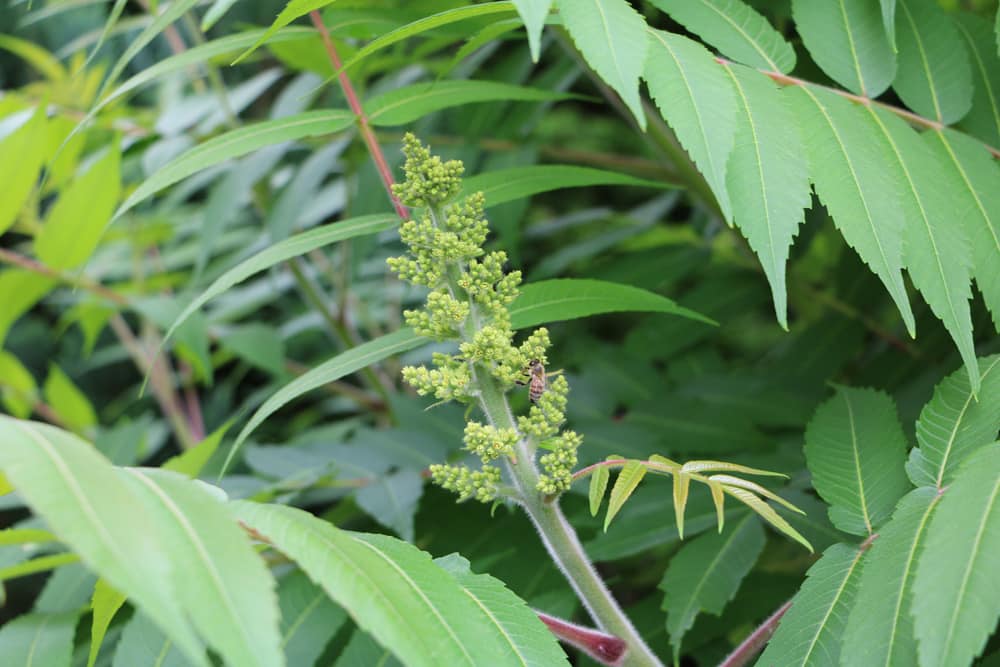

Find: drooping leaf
<box><xmin>365</xmin><ymin>80</ymin><xmax>574</xmax><ymax>126</ymax></box>
<box><xmin>0</xmin><ymin>418</ymin><xmax>207</xmax><ymax>666</ymax></box>
<box><xmin>758</xmin><ymin>543</ymin><xmax>865</xmax><ymax>666</ymax></box>
<box><xmin>556</xmin><ymin>0</ymin><xmax>650</xmax><ymax>128</ymax></box>
<box><xmin>115</xmin><ymin>111</ymin><xmax>355</xmax><ymax>220</ymax></box>
<box><xmin>232</xmin><ymin>0</ymin><xmax>335</xmax><ymax>63</ymax></box>
<box><xmin>659</xmin><ymin>513</ymin><xmax>764</xmax><ymax>659</ymax></box>
<box><xmin>604</xmin><ymin>461</ymin><xmax>647</xmax><ymax>530</ymax></box>
<box><xmin>97</xmin><ymin>0</ymin><xmax>201</xmax><ymax>100</ymax></box>
<box><xmin>725</xmin><ymin>485</ymin><xmax>813</xmax><ymax>551</ymax></box>
<box><xmin>509</xmin><ymin>278</ymin><xmax>714</xmax><ymax>330</ymax></box>
<box><xmin>589</xmin><ymin>465</ymin><xmax>610</xmax><ymax>516</ymax></box>
<box><xmin>644</xmin><ymin>30</ymin><xmax>736</xmax><ymax>223</ymax></box>
<box><xmin>42</xmin><ymin>365</ymin><xmax>97</xmax><ymax>435</ymax></box>
<box><xmin>792</xmin><ymin>0</ymin><xmax>896</xmax><ymax>96</ymax></box>
<box><xmin>0</xmin><ymin>350</ymin><xmax>37</xmax><ymax>419</ymax></box>
<box><xmin>0</xmin><ymin>105</ymin><xmax>46</xmax><ymax>235</ymax></box>
<box><xmin>333</xmin><ymin>3</ymin><xmax>519</xmax><ymax>75</ymax></box>
<box><xmin>513</xmin><ymin>0</ymin><xmax>552</xmax><ymax>61</ymax></box>
<box><xmin>0</xmin><ymin>611</ymin><xmax>79</xmax><ymax>667</ymax></box>
<box><xmin>925</xmin><ymin>129</ymin><xmax>1000</xmax><ymax>332</ymax></box>
<box><xmin>35</xmin><ymin>144</ymin><xmax>120</xmax><ymax>270</ymax></box>
<box><xmin>0</xmin><ymin>270</ymin><xmax>57</xmax><ymax>348</ymax></box>
<box><xmin>88</xmin><ymin>579</ymin><xmax>127</xmax><ymax>667</ymax></box>
<box><xmin>721</xmin><ymin>64</ymin><xmax>811</xmax><ymax>329</ymax></box>
<box><xmin>460</xmin><ymin>165</ymin><xmax>669</xmax><ymax>208</ymax></box>
<box><xmin>673</xmin><ymin>470</ymin><xmax>691</xmax><ymax>538</ymax></box>
<box><xmin>893</xmin><ymin>0</ymin><xmax>973</xmax><ymax>123</ymax></box>
<box><xmin>232</xmin><ymin>501</ymin><xmax>562</xmax><ymax>667</ymax></box>
<box><xmin>161</xmin><ymin>214</ymin><xmax>397</xmax><ymax>348</ymax></box>
<box><xmin>913</xmin><ymin>444</ymin><xmax>1000</xmax><ymax>667</ymax></box>
<box><xmin>0</xmin><ymin>34</ymin><xmax>65</xmax><ymax>82</ymax></box>
<box><xmin>804</xmin><ymin>386</ymin><xmax>910</xmax><ymax>536</ymax></box>
<box><xmin>435</xmin><ymin>554</ymin><xmax>570</xmax><ymax>666</ymax></box>
<box><xmin>842</xmin><ymin>488</ymin><xmax>941</xmax><ymax>667</ymax></box>
<box><xmin>117</xmin><ymin>469</ymin><xmax>283</xmax><ymax>667</ymax></box>
<box><xmin>277</xmin><ymin>571</ymin><xmax>347</xmax><ymax>667</ymax></box>
<box><xmin>649</xmin><ymin>0</ymin><xmax>796</xmax><ymax>73</ymax></box>
<box><xmin>906</xmin><ymin>355</ymin><xmax>1000</xmax><ymax>488</ymax></box>
<box><xmin>865</xmin><ymin>109</ymin><xmax>978</xmax><ymax>392</ymax></box>
<box><xmin>953</xmin><ymin>14</ymin><xmax>1000</xmax><ymax>147</ymax></box>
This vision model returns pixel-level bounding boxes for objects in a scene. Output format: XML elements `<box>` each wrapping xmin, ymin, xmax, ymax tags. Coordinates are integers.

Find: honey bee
<box><xmin>527</xmin><ymin>359</ymin><xmax>547</xmax><ymax>403</ymax></box>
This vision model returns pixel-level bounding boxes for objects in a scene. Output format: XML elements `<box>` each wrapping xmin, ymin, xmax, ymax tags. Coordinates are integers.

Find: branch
<box><xmin>719</xmin><ymin>599</ymin><xmax>792</xmax><ymax>667</ymax></box>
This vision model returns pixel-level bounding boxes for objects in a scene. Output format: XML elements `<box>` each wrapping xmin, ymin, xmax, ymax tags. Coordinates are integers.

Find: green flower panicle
<box><xmin>388</xmin><ymin>134</ymin><xmax>582</xmax><ymax>503</ymax></box>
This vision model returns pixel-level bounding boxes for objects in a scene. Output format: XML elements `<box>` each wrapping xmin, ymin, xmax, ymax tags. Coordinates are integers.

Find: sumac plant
<box><xmin>0</xmin><ymin>1</ymin><xmax>998</xmax><ymax>667</ymax></box>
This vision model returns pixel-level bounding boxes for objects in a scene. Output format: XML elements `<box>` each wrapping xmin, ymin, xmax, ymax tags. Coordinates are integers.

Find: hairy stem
<box><xmin>719</xmin><ymin>599</ymin><xmax>792</xmax><ymax>667</ymax></box>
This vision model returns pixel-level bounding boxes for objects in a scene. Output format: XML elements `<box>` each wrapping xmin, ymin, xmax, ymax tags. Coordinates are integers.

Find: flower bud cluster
<box><xmin>538</xmin><ymin>430</ymin><xmax>582</xmax><ymax>495</ymax></box>
<box><xmin>388</xmin><ymin>134</ymin><xmax>583</xmax><ymax>503</ymax></box>
<box><xmin>429</xmin><ymin>463</ymin><xmax>501</xmax><ymax>503</ymax></box>
<box><xmin>464</xmin><ymin>422</ymin><xmax>518</xmax><ymax>461</ymax></box>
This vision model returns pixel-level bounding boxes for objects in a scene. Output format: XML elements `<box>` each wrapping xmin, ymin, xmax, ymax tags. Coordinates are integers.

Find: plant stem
<box><xmin>719</xmin><ymin>599</ymin><xmax>792</xmax><ymax>667</ymax></box>
<box><xmin>309</xmin><ymin>11</ymin><xmax>408</xmax><ymax>220</ymax></box>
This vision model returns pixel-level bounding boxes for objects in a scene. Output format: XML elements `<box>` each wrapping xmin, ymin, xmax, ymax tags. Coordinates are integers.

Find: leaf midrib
<box><xmin>843</xmin><ymin>392</ymin><xmax>873</xmax><ymax>534</ymax></box>
<box><xmin>898</xmin><ymin>0</ymin><xmax>943</xmax><ymax>121</ymax></box>
<box><xmin>801</xmin><ymin>548</ymin><xmax>864</xmax><ymax>664</ymax></box>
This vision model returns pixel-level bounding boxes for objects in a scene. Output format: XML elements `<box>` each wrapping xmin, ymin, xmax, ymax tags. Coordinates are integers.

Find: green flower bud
<box><xmin>464</xmin><ymin>421</ymin><xmax>519</xmax><ymax>462</ymax></box>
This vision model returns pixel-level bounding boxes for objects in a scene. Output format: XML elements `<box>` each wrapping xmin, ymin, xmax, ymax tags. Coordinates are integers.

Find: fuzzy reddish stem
<box><xmin>309</xmin><ymin>11</ymin><xmax>409</xmax><ymax>220</ymax></box>
<box><xmin>537</xmin><ymin>611</ymin><xmax>628</xmax><ymax>666</ymax></box>
<box><xmin>719</xmin><ymin>599</ymin><xmax>793</xmax><ymax>667</ymax></box>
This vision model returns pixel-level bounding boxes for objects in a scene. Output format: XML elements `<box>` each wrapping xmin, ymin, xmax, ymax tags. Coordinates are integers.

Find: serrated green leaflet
<box><xmin>556</xmin><ymin>0</ymin><xmax>649</xmax><ymax>128</ymax></box>
<box><xmin>118</xmin><ymin>469</ymin><xmax>284</xmax><ymax>667</ymax></box>
<box><xmin>722</xmin><ymin>64</ymin><xmax>810</xmax><ymax>329</ymax></box>
<box><xmin>604</xmin><ymin>461</ymin><xmax>646</xmax><ymax>530</ymax></box>
<box><xmin>913</xmin><ymin>445</ymin><xmax>1000</xmax><ymax>667</ymax></box>
<box><xmin>925</xmin><ymin>129</ymin><xmax>1000</xmax><ymax>333</ymax></box>
<box><xmin>589</xmin><ymin>465</ymin><xmax>609</xmax><ymax>516</ymax></box>
<box><xmin>365</xmin><ymin>80</ymin><xmax>575</xmax><ymax>126</ymax></box>
<box><xmin>659</xmin><ymin>513</ymin><xmax>763</xmax><ymax>660</ymax></box>
<box><xmin>435</xmin><ymin>554</ymin><xmax>569</xmax><ymax>665</ymax></box>
<box><xmin>461</xmin><ymin>165</ymin><xmax>671</xmax><ymax>207</ymax></box>
<box><xmin>232</xmin><ymin>502</ymin><xmax>558</xmax><ymax>667</ymax></box>
<box><xmin>804</xmin><ymin>386</ymin><xmax>910</xmax><ymax>536</ymax></box>
<box><xmin>644</xmin><ymin>30</ymin><xmax>736</xmax><ymax>223</ymax></box>
<box><xmin>792</xmin><ymin>0</ymin><xmax>896</xmax><ymax>96</ymax></box>
<box><xmin>650</xmin><ymin>0</ymin><xmax>796</xmax><ymax>73</ymax></box>
<box><xmin>893</xmin><ymin>0</ymin><xmax>973</xmax><ymax>123</ymax></box>
<box><xmin>865</xmin><ymin>108</ymin><xmax>978</xmax><ymax>394</ymax></box>
<box><xmin>758</xmin><ymin>543</ymin><xmax>865</xmax><ymax>666</ymax></box>
<box><xmin>0</xmin><ymin>418</ymin><xmax>207</xmax><ymax>666</ymax></box>
<box><xmin>785</xmin><ymin>85</ymin><xmax>915</xmax><ymax>336</ymax></box>
<box><xmin>842</xmin><ymin>488</ymin><xmax>940</xmax><ymax>667</ymax></box>
<box><xmin>953</xmin><ymin>14</ymin><xmax>1000</xmax><ymax>147</ymax></box>
<box><xmin>906</xmin><ymin>355</ymin><xmax>1000</xmax><ymax>488</ymax></box>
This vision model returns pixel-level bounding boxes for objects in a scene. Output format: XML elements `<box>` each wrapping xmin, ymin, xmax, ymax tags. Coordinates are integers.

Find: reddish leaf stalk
<box><xmin>309</xmin><ymin>11</ymin><xmax>408</xmax><ymax>220</ymax></box>
<box><xmin>719</xmin><ymin>599</ymin><xmax>793</xmax><ymax>667</ymax></box>
<box><xmin>537</xmin><ymin>611</ymin><xmax>628</xmax><ymax>666</ymax></box>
